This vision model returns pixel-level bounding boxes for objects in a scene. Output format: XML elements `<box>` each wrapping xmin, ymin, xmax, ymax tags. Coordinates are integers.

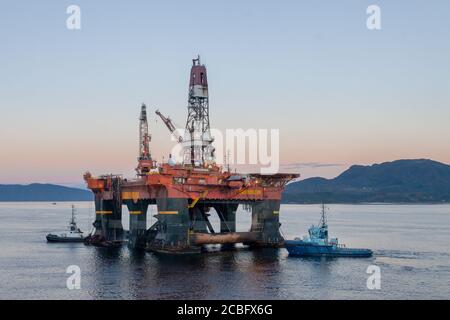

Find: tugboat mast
<box><xmin>319</xmin><ymin>203</ymin><xmax>327</xmax><ymax>228</ymax></box>
<box><xmin>70</xmin><ymin>205</ymin><xmax>76</xmax><ymax>225</ymax></box>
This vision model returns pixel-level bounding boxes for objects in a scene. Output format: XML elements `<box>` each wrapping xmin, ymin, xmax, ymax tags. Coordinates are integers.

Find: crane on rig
<box><xmin>155</xmin><ymin>109</ymin><xmax>184</xmax><ymax>143</ymax></box>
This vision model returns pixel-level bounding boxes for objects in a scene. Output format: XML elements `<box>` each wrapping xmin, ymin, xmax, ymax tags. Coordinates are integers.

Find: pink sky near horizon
<box><xmin>1</xmin><ymin>124</ymin><xmax>449</xmax><ymax>185</ymax></box>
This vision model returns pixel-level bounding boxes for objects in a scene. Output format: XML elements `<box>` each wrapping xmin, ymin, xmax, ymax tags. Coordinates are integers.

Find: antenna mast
<box><xmin>70</xmin><ymin>204</ymin><xmax>77</xmax><ymax>225</ymax></box>
<box><xmin>320</xmin><ymin>203</ymin><xmax>327</xmax><ymax>228</ymax></box>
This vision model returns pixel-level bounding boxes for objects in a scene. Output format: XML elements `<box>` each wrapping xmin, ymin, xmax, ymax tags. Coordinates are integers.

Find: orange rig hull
<box><xmin>84</xmin><ymin>163</ymin><xmax>298</xmax><ymax>253</ymax></box>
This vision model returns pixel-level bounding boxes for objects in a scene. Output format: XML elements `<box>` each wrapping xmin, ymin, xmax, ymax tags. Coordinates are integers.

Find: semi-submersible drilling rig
<box><xmin>84</xmin><ymin>57</ymin><xmax>299</xmax><ymax>254</ymax></box>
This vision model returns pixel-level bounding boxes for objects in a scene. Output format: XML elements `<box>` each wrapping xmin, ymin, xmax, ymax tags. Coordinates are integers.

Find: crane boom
<box><xmin>155</xmin><ymin>109</ymin><xmax>183</xmax><ymax>143</ymax></box>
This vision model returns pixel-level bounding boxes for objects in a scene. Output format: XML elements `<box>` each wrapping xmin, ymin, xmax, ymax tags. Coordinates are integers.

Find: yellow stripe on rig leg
<box><xmin>96</xmin><ymin>211</ymin><xmax>113</xmax><ymax>215</ymax></box>
<box><xmin>158</xmin><ymin>211</ymin><xmax>179</xmax><ymax>215</ymax></box>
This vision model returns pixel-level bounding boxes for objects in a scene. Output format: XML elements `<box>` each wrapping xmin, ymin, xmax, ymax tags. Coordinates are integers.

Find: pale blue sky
<box><xmin>1</xmin><ymin>1</ymin><xmax>450</xmax><ymax>184</ymax></box>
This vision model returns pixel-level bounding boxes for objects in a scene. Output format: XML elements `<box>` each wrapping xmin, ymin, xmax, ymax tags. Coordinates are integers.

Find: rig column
<box><xmin>250</xmin><ymin>200</ymin><xmax>283</xmax><ymax>247</ymax></box>
<box><xmin>93</xmin><ymin>198</ymin><xmax>124</xmax><ymax>242</ymax></box>
<box><xmin>125</xmin><ymin>200</ymin><xmax>149</xmax><ymax>249</ymax></box>
<box><xmin>91</xmin><ymin>177</ymin><xmax>124</xmax><ymax>243</ymax></box>
<box><xmin>149</xmin><ymin>197</ymin><xmax>199</xmax><ymax>254</ymax></box>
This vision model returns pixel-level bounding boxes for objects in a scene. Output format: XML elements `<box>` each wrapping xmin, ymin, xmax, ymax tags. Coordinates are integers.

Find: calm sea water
<box><xmin>0</xmin><ymin>202</ymin><xmax>449</xmax><ymax>300</ymax></box>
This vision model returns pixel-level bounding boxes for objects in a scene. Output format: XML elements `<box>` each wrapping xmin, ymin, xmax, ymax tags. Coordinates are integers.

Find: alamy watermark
<box><xmin>66</xmin><ymin>265</ymin><xmax>81</xmax><ymax>290</ymax></box>
<box><xmin>66</xmin><ymin>5</ymin><xmax>81</xmax><ymax>30</ymax></box>
<box><xmin>169</xmin><ymin>128</ymin><xmax>280</xmax><ymax>174</ymax></box>
<box><xmin>65</xmin><ymin>5</ymin><xmax>381</xmax><ymax>31</ymax></box>
<box><xmin>367</xmin><ymin>5</ymin><xmax>381</xmax><ymax>30</ymax></box>
<box><xmin>366</xmin><ymin>265</ymin><xmax>381</xmax><ymax>290</ymax></box>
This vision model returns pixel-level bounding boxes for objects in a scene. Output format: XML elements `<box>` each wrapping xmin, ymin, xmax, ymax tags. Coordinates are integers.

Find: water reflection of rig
<box><xmin>83</xmin><ymin>56</ymin><xmax>299</xmax><ymax>254</ymax></box>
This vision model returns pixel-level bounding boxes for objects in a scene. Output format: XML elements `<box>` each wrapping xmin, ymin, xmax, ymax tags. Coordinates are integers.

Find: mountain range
<box><xmin>0</xmin><ymin>183</ymin><xmax>93</xmax><ymax>202</ymax></box>
<box><xmin>282</xmin><ymin>159</ymin><xmax>450</xmax><ymax>203</ymax></box>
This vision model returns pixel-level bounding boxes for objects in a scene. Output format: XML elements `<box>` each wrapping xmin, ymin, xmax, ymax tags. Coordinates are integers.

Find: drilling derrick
<box><xmin>184</xmin><ymin>55</ymin><xmax>215</xmax><ymax>166</ymax></box>
<box><xmin>137</xmin><ymin>103</ymin><xmax>153</xmax><ymax>175</ymax></box>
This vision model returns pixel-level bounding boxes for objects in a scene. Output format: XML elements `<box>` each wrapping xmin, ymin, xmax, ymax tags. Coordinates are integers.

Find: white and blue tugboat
<box><xmin>46</xmin><ymin>205</ymin><xmax>85</xmax><ymax>243</ymax></box>
<box><xmin>285</xmin><ymin>204</ymin><xmax>372</xmax><ymax>257</ymax></box>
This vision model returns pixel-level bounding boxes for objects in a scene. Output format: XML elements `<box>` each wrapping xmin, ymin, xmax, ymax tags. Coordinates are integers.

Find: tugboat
<box><xmin>285</xmin><ymin>204</ymin><xmax>373</xmax><ymax>257</ymax></box>
<box><xmin>46</xmin><ymin>205</ymin><xmax>85</xmax><ymax>243</ymax></box>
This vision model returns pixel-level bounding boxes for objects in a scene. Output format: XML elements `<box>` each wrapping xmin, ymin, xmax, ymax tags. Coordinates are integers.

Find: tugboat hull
<box><xmin>46</xmin><ymin>234</ymin><xmax>85</xmax><ymax>243</ymax></box>
<box><xmin>285</xmin><ymin>241</ymin><xmax>373</xmax><ymax>257</ymax></box>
